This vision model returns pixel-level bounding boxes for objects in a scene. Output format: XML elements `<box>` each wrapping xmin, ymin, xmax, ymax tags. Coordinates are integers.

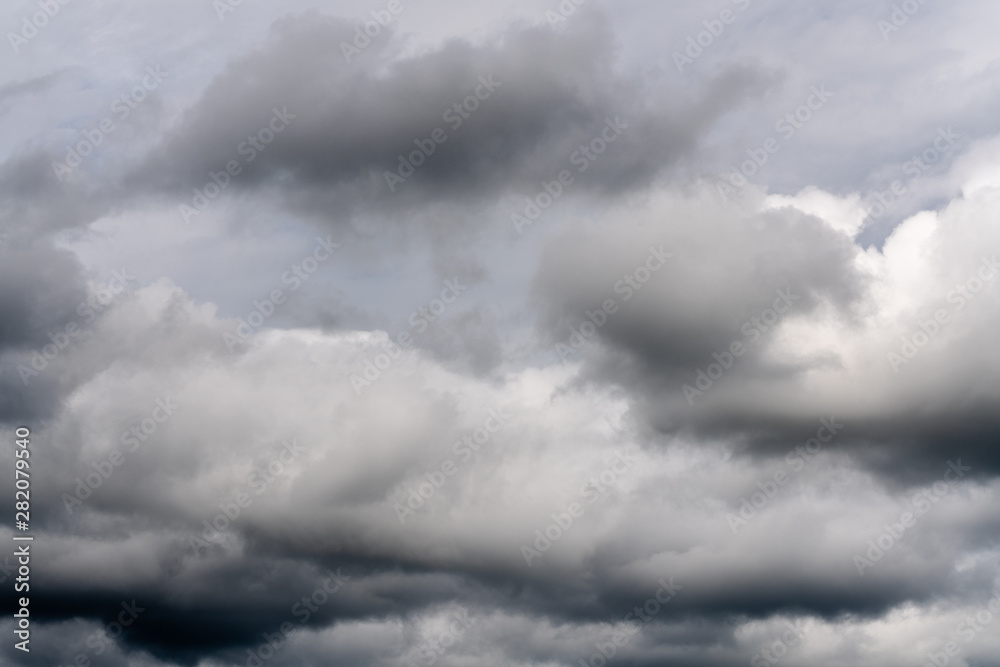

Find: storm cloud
<box><xmin>2</xmin><ymin>1</ymin><xmax>1000</xmax><ymax>667</ymax></box>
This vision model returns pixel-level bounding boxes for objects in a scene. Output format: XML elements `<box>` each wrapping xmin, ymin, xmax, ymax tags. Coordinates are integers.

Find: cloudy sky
<box><xmin>2</xmin><ymin>0</ymin><xmax>1000</xmax><ymax>665</ymax></box>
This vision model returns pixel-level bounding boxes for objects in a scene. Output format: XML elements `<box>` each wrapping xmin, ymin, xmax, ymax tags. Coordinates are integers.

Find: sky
<box><xmin>1</xmin><ymin>0</ymin><xmax>1000</xmax><ymax>666</ymax></box>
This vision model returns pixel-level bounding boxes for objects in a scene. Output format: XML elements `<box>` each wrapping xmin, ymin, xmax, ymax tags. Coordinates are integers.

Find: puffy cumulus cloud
<box><xmin>1</xmin><ymin>229</ymin><xmax>998</xmax><ymax>666</ymax></box>
<box><xmin>527</xmin><ymin>141</ymin><xmax>1000</xmax><ymax>482</ymax></box>
<box><xmin>531</xmin><ymin>186</ymin><xmax>866</xmax><ymax>373</ymax></box>
<box><xmin>3</xmin><ymin>147</ymin><xmax>1000</xmax><ymax>667</ymax></box>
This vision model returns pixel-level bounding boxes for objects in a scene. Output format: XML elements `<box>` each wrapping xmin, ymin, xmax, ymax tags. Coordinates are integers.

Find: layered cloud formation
<box><xmin>2</xmin><ymin>2</ymin><xmax>1000</xmax><ymax>667</ymax></box>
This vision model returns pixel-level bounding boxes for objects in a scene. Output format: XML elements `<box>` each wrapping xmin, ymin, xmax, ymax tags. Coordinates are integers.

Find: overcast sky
<box><xmin>2</xmin><ymin>1</ymin><xmax>1000</xmax><ymax>666</ymax></box>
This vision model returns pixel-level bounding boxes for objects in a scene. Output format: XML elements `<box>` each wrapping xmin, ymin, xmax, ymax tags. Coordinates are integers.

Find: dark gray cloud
<box><xmin>532</xmin><ymin>202</ymin><xmax>864</xmax><ymax>371</ymax></box>
<box><xmin>0</xmin><ymin>235</ymin><xmax>91</xmax><ymax>422</ymax></box>
<box><xmin>118</xmin><ymin>12</ymin><xmax>770</xmax><ymax>230</ymax></box>
<box><xmin>526</xmin><ymin>187</ymin><xmax>1000</xmax><ymax>483</ymax></box>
